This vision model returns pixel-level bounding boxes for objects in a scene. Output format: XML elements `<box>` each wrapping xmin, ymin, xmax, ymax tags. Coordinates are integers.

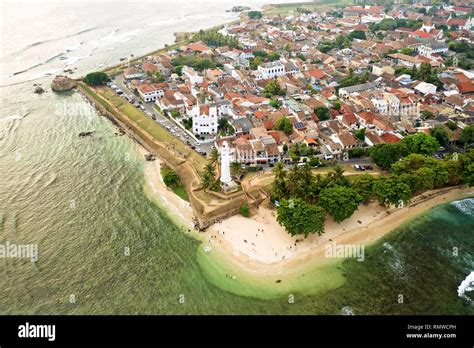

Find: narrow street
<box><xmin>111</xmin><ymin>74</ymin><xmax>214</xmax><ymax>156</ymax></box>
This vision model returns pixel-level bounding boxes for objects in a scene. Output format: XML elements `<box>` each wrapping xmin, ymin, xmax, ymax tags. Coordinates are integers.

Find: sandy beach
<box><xmin>204</xmin><ymin>186</ymin><xmax>473</xmax><ymax>273</ymax></box>
<box><xmin>139</xmin><ymin>143</ymin><xmax>473</xmax><ymax>273</ymax></box>
<box><xmin>138</xmin><ymin>146</ymin><xmax>195</xmax><ymax>230</ymax></box>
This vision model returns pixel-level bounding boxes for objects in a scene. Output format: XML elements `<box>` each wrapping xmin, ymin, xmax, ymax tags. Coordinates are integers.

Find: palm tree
<box><xmin>231</xmin><ymin>161</ymin><xmax>242</xmax><ymax>176</ymax></box>
<box><xmin>327</xmin><ymin>165</ymin><xmax>348</xmax><ymax>187</ymax></box>
<box><xmin>272</xmin><ymin>162</ymin><xmax>288</xmax><ymax>200</ymax></box>
<box><xmin>200</xmin><ymin>163</ymin><xmax>216</xmax><ymax>189</ymax></box>
<box><xmin>209</xmin><ymin>149</ymin><xmax>219</xmax><ymax>166</ymax></box>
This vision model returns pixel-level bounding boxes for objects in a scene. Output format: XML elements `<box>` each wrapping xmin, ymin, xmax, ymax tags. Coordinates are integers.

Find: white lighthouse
<box><xmin>220</xmin><ymin>141</ymin><xmax>232</xmax><ymax>184</ymax></box>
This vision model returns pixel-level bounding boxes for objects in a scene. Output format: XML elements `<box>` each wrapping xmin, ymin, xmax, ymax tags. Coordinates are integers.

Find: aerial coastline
<box><xmin>74</xmin><ymin>1</ymin><xmax>474</xmax><ymax>282</ymax></box>
<box><xmin>141</xmin><ymin>143</ymin><xmax>472</xmax><ymax>272</ymax></box>
<box><xmin>1</xmin><ymin>0</ymin><xmax>474</xmax><ymax>320</ymax></box>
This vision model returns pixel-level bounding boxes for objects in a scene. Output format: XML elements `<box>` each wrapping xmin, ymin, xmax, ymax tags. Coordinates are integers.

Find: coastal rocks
<box><xmin>227</xmin><ymin>6</ymin><xmax>251</xmax><ymax>12</ymax></box>
<box><xmin>144</xmin><ymin>154</ymin><xmax>156</xmax><ymax>161</ymax></box>
<box><xmin>79</xmin><ymin>131</ymin><xmax>94</xmax><ymax>137</ymax></box>
<box><xmin>51</xmin><ymin>75</ymin><xmax>77</xmax><ymax>92</ymax></box>
<box><xmin>33</xmin><ymin>86</ymin><xmax>44</xmax><ymax>94</ymax></box>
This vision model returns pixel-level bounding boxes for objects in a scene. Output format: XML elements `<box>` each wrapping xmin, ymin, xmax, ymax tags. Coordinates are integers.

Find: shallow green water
<box><xmin>0</xmin><ymin>85</ymin><xmax>473</xmax><ymax>314</ymax></box>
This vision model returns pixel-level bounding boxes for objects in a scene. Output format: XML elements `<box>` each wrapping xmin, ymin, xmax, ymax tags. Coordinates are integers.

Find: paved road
<box><xmin>110</xmin><ymin>74</ymin><xmax>214</xmax><ymax>156</ymax></box>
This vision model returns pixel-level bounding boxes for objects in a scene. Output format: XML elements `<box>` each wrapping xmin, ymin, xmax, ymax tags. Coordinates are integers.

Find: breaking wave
<box><xmin>457</xmin><ymin>271</ymin><xmax>474</xmax><ymax>304</ymax></box>
<box><xmin>450</xmin><ymin>198</ymin><xmax>474</xmax><ymax>216</ymax></box>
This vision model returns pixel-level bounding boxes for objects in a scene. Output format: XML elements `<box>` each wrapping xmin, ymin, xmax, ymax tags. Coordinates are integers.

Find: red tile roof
<box><xmin>381</xmin><ymin>133</ymin><xmax>401</xmax><ymax>144</ymax></box>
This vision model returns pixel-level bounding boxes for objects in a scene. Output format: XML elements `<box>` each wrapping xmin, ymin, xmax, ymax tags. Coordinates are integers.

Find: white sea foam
<box><xmin>457</xmin><ymin>271</ymin><xmax>474</xmax><ymax>303</ymax></box>
<box><xmin>0</xmin><ymin>115</ymin><xmax>23</xmax><ymax>122</ymax></box>
<box><xmin>383</xmin><ymin>242</ymin><xmax>405</xmax><ymax>274</ymax></box>
<box><xmin>0</xmin><ymin>111</ymin><xmax>30</xmax><ymax>122</ymax></box>
<box><xmin>341</xmin><ymin>306</ymin><xmax>355</xmax><ymax>315</ymax></box>
<box><xmin>450</xmin><ymin>198</ymin><xmax>474</xmax><ymax>216</ymax></box>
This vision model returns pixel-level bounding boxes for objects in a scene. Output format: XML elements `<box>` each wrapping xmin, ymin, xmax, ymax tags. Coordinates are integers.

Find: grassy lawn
<box><xmin>97</xmin><ymin>88</ymin><xmax>206</xmax><ymax>168</ymax></box>
<box><xmin>172</xmin><ymin>185</ymin><xmax>189</xmax><ymax>202</ymax></box>
<box><xmin>265</xmin><ymin>0</ymin><xmax>344</xmax><ymax>15</ymax></box>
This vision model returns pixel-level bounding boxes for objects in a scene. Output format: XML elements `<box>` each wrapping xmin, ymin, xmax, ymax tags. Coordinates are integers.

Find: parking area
<box><xmin>108</xmin><ymin>74</ymin><xmax>213</xmax><ymax>157</ymax></box>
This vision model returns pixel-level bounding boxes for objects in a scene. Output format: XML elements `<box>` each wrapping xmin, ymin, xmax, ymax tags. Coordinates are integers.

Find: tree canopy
<box><xmin>274</xmin><ymin>117</ymin><xmax>293</xmax><ymax>135</ymax></box>
<box><xmin>314</xmin><ymin>106</ymin><xmax>330</xmax><ymax>121</ymax></box>
<box><xmin>161</xmin><ymin>166</ymin><xmax>181</xmax><ymax>188</ymax></box>
<box><xmin>192</xmin><ymin>30</ymin><xmax>239</xmax><ymax>48</ymax></box>
<box><xmin>319</xmin><ymin>186</ymin><xmax>363</xmax><ymax>223</ymax></box>
<box><xmin>373</xmin><ymin>176</ymin><xmax>412</xmax><ymax>207</ymax></box>
<box><xmin>248</xmin><ymin>11</ymin><xmax>263</xmax><ymax>19</ymax></box>
<box><xmin>276</xmin><ymin>198</ymin><xmax>325</xmax><ymax>237</ymax></box>
<box><xmin>84</xmin><ymin>72</ymin><xmax>110</xmax><ymax>86</ymax></box>
<box><xmin>264</xmin><ymin>80</ymin><xmax>286</xmax><ymax>97</ymax></box>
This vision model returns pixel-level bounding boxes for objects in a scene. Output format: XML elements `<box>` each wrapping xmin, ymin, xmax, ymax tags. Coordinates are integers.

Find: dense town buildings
<box><xmin>119</xmin><ymin>2</ymin><xmax>474</xmax><ymax>166</ymax></box>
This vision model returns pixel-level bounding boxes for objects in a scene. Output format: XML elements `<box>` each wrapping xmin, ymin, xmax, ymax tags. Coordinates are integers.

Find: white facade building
<box><xmin>182</xmin><ymin>66</ymin><xmax>203</xmax><ymax>85</ymax></box>
<box><xmin>257</xmin><ymin>61</ymin><xmax>286</xmax><ymax>79</ymax></box>
<box><xmin>137</xmin><ymin>84</ymin><xmax>165</xmax><ymax>102</ymax></box>
<box><xmin>191</xmin><ymin>104</ymin><xmax>218</xmax><ymax>135</ymax></box>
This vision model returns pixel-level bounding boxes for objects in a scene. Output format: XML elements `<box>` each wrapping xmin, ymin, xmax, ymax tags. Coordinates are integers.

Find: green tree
<box><xmin>400</xmin><ymin>47</ymin><xmax>415</xmax><ymax>55</ymax></box>
<box><xmin>443</xmin><ymin>159</ymin><xmax>462</xmax><ymax>186</ymax></box>
<box><xmin>331</xmin><ymin>100</ymin><xmax>342</xmax><ymax>110</ymax></box>
<box><xmin>370</xmin><ymin>143</ymin><xmax>409</xmax><ymax>169</ymax></box>
<box><xmin>348</xmin><ymin>30</ymin><xmax>366</xmax><ymax>40</ymax></box>
<box><xmin>355</xmin><ymin>128</ymin><xmax>366</xmax><ymax>142</ymax></box>
<box><xmin>335</xmin><ymin>35</ymin><xmax>351</xmax><ymax>49</ymax></box>
<box><xmin>314</xmin><ymin>106</ymin><xmax>330</xmax><ymax>121</ymax></box>
<box><xmin>391</xmin><ymin>154</ymin><xmax>448</xmax><ymax>189</ymax></box>
<box><xmin>192</xmin><ymin>30</ymin><xmax>239</xmax><ymax>48</ymax></box>
<box><xmin>274</xmin><ymin>117</ymin><xmax>293</xmax><ymax>135</ymax></box>
<box><xmin>264</xmin><ymin>80</ymin><xmax>285</xmax><ymax>97</ymax></box>
<box><xmin>272</xmin><ymin>162</ymin><xmax>288</xmax><ymax>200</ymax></box>
<box><xmin>319</xmin><ymin>186</ymin><xmax>363</xmax><ymax>223</ymax></box>
<box><xmin>373</xmin><ymin>176</ymin><xmax>412</xmax><ymax>207</ymax></box>
<box><xmin>460</xmin><ymin>125</ymin><xmax>474</xmax><ymax>147</ymax></box>
<box><xmin>411</xmin><ymin>167</ymin><xmax>436</xmax><ymax>193</ymax></box>
<box><xmin>326</xmin><ymin>165</ymin><xmax>349</xmax><ymax>188</ymax></box>
<box><xmin>269</xmin><ymin>99</ymin><xmax>283</xmax><ymax>109</ymax></box>
<box><xmin>402</xmin><ymin>133</ymin><xmax>440</xmax><ymax>155</ymax></box>
<box><xmin>351</xmin><ymin>174</ymin><xmax>375</xmax><ymax>204</ymax></box>
<box><xmin>286</xmin><ymin>165</ymin><xmax>316</xmax><ymax>202</ymax></box>
<box><xmin>201</xmin><ymin>163</ymin><xmax>217</xmax><ymax>190</ymax></box>
<box><xmin>209</xmin><ymin>148</ymin><xmax>219</xmax><ymax>165</ymax></box>
<box><xmin>248</xmin><ymin>11</ymin><xmax>263</xmax><ymax>19</ymax></box>
<box><xmin>240</xmin><ymin>203</ymin><xmax>250</xmax><ymax>217</ymax></box>
<box><xmin>161</xmin><ymin>166</ymin><xmax>181</xmax><ymax>188</ymax></box>
<box><xmin>84</xmin><ymin>72</ymin><xmax>110</xmax><ymax>86</ymax></box>
<box><xmin>276</xmin><ymin>198</ymin><xmax>325</xmax><ymax>237</ymax></box>
<box><xmin>429</xmin><ymin>125</ymin><xmax>449</xmax><ymax>146</ymax></box>
<box><xmin>231</xmin><ymin>161</ymin><xmax>243</xmax><ymax>177</ymax></box>
<box><xmin>459</xmin><ymin>149</ymin><xmax>474</xmax><ymax>186</ymax></box>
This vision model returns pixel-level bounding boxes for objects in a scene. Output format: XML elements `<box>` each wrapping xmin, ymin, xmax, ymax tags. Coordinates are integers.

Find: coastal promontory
<box><xmin>51</xmin><ymin>75</ymin><xmax>77</xmax><ymax>92</ymax></box>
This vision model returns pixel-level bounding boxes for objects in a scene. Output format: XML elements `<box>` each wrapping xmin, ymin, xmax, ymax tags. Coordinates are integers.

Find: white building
<box><xmin>257</xmin><ymin>61</ymin><xmax>286</xmax><ymax>79</ymax></box>
<box><xmin>220</xmin><ymin>141</ymin><xmax>232</xmax><ymax>184</ymax></box>
<box><xmin>414</xmin><ymin>81</ymin><xmax>437</xmax><ymax>95</ymax></box>
<box><xmin>182</xmin><ymin>66</ymin><xmax>203</xmax><ymax>85</ymax></box>
<box><xmin>191</xmin><ymin>104</ymin><xmax>218</xmax><ymax>135</ymax></box>
<box><xmin>137</xmin><ymin>84</ymin><xmax>165</xmax><ymax>102</ymax></box>
<box><xmin>417</xmin><ymin>42</ymin><xmax>449</xmax><ymax>58</ymax></box>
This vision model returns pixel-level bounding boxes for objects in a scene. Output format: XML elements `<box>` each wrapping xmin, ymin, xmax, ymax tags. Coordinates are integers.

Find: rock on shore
<box><xmin>51</xmin><ymin>75</ymin><xmax>77</xmax><ymax>92</ymax></box>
